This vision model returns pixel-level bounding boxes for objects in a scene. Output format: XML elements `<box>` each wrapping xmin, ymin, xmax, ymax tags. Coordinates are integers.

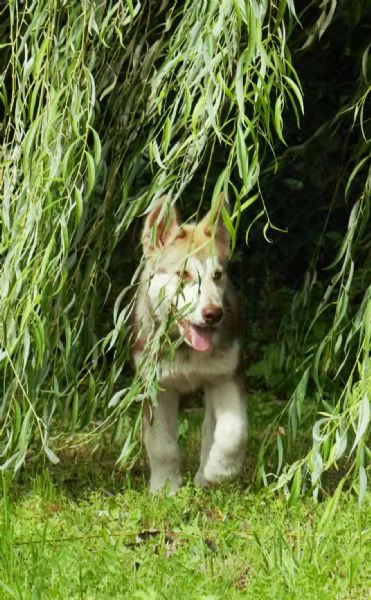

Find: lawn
<box><xmin>1</xmin><ymin>410</ymin><xmax>370</xmax><ymax>600</ymax></box>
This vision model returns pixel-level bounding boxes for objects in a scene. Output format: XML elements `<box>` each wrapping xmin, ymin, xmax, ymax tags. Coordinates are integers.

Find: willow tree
<box><xmin>0</xmin><ymin>0</ymin><xmax>369</xmax><ymax>498</ymax></box>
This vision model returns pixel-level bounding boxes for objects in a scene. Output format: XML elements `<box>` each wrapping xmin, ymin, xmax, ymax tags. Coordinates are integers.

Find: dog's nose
<box><xmin>201</xmin><ymin>305</ymin><xmax>223</xmax><ymax>325</ymax></box>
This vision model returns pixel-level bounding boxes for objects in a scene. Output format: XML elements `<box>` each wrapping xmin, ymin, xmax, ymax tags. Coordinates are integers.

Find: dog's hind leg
<box><xmin>202</xmin><ymin>380</ymin><xmax>247</xmax><ymax>484</ymax></box>
<box><xmin>143</xmin><ymin>389</ymin><xmax>182</xmax><ymax>494</ymax></box>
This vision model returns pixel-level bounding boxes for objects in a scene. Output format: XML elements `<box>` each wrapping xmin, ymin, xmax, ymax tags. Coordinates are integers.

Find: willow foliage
<box><xmin>0</xmin><ymin>1</ymin><xmax>369</xmax><ymax>498</ymax></box>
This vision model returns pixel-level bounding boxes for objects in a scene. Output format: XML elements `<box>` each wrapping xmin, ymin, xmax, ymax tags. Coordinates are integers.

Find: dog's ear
<box><xmin>200</xmin><ymin>194</ymin><xmax>230</xmax><ymax>252</ymax></box>
<box><xmin>141</xmin><ymin>198</ymin><xmax>180</xmax><ymax>253</ymax></box>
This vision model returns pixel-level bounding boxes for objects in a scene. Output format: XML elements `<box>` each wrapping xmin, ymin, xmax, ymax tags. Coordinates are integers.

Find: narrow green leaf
<box><xmin>44</xmin><ymin>446</ymin><xmax>60</xmax><ymax>464</ymax></box>
<box><xmin>358</xmin><ymin>465</ymin><xmax>367</xmax><ymax>505</ymax></box>
<box><xmin>274</xmin><ymin>95</ymin><xmax>286</xmax><ymax>144</ymax></box>
<box><xmin>351</xmin><ymin>394</ymin><xmax>370</xmax><ymax>454</ymax></box>
<box><xmin>288</xmin><ymin>466</ymin><xmax>302</xmax><ymax>506</ymax></box>
<box><xmin>74</xmin><ymin>185</ymin><xmax>84</xmax><ymax>230</ymax></box>
<box><xmin>85</xmin><ymin>151</ymin><xmax>96</xmax><ymax>197</ymax></box>
<box><xmin>162</xmin><ymin>116</ymin><xmax>172</xmax><ymax>156</ymax></box>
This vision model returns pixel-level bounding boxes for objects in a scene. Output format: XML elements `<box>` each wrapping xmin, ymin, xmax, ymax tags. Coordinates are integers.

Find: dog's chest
<box><xmin>157</xmin><ymin>341</ymin><xmax>240</xmax><ymax>393</ymax></box>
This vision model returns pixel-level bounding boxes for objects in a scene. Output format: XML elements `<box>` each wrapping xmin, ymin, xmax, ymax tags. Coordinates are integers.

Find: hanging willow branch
<box><xmin>0</xmin><ymin>0</ymin><xmax>369</xmax><ymax>499</ymax></box>
<box><xmin>0</xmin><ymin>0</ymin><xmax>302</xmax><ymax>471</ymax></box>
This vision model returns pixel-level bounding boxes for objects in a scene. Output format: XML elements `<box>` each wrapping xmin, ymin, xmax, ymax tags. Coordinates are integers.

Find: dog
<box><xmin>133</xmin><ymin>197</ymin><xmax>247</xmax><ymax>493</ymax></box>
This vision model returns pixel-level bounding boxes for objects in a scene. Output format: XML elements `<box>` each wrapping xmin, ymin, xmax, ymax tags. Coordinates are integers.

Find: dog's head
<box><xmin>141</xmin><ymin>198</ymin><xmax>232</xmax><ymax>352</ymax></box>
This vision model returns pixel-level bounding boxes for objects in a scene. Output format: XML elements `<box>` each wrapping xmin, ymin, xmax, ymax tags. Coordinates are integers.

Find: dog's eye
<box><xmin>212</xmin><ymin>270</ymin><xmax>223</xmax><ymax>281</ymax></box>
<box><xmin>177</xmin><ymin>270</ymin><xmax>192</xmax><ymax>282</ymax></box>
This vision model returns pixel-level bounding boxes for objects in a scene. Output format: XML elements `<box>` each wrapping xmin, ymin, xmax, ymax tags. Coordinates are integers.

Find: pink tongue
<box><xmin>188</xmin><ymin>325</ymin><xmax>212</xmax><ymax>352</ymax></box>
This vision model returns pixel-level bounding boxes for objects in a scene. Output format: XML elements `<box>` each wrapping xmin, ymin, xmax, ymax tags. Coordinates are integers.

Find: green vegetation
<box><xmin>1</xmin><ymin>2</ymin><xmax>370</xmax><ymax>596</ymax></box>
<box><xmin>0</xmin><ymin>0</ymin><xmax>370</xmax><ymax>546</ymax></box>
<box><xmin>1</xmin><ymin>424</ymin><xmax>370</xmax><ymax>599</ymax></box>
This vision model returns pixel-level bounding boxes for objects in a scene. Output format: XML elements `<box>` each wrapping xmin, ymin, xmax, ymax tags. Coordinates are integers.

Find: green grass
<box><xmin>1</xmin><ymin>413</ymin><xmax>370</xmax><ymax>600</ymax></box>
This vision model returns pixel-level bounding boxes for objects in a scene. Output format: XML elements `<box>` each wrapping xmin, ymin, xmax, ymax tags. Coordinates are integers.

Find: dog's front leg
<box><xmin>202</xmin><ymin>380</ymin><xmax>247</xmax><ymax>484</ymax></box>
<box><xmin>194</xmin><ymin>399</ymin><xmax>215</xmax><ymax>486</ymax></box>
<box><xmin>143</xmin><ymin>389</ymin><xmax>182</xmax><ymax>494</ymax></box>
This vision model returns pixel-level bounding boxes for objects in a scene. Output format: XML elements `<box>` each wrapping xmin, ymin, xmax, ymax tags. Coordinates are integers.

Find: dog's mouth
<box><xmin>178</xmin><ymin>319</ymin><xmax>214</xmax><ymax>352</ymax></box>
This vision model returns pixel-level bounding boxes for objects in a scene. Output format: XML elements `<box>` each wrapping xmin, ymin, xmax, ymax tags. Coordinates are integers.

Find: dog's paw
<box><xmin>203</xmin><ymin>457</ymin><xmax>242</xmax><ymax>484</ymax></box>
<box><xmin>194</xmin><ymin>469</ymin><xmax>206</xmax><ymax>487</ymax></box>
<box><xmin>149</xmin><ymin>474</ymin><xmax>182</xmax><ymax>495</ymax></box>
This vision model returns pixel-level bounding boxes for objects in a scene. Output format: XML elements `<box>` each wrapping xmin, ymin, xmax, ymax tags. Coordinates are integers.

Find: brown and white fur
<box><xmin>133</xmin><ymin>198</ymin><xmax>247</xmax><ymax>493</ymax></box>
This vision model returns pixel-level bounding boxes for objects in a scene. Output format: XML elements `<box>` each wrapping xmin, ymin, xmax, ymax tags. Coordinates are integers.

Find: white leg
<box><xmin>143</xmin><ymin>389</ymin><xmax>182</xmax><ymax>494</ymax></box>
<box><xmin>202</xmin><ymin>380</ymin><xmax>247</xmax><ymax>483</ymax></box>
<box><xmin>194</xmin><ymin>400</ymin><xmax>215</xmax><ymax>486</ymax></box>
